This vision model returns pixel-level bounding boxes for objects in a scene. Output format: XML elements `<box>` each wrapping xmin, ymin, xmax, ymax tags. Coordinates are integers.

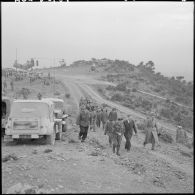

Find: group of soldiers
<box><xmin>3</xmin><ymin>79</ymin><xmax>14</xmax><ymax>92</ymax></box>
<box><xmin>76</xmin><ymin>97</ymin><xmax>162</xmax><ymax>156</ymax></box>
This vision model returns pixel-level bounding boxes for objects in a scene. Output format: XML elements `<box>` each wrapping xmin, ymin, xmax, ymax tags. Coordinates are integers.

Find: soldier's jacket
<box><xmin>105</xmin><ymin>121</ymin><xmax>114</xmax><ymax>135</ymax></box>
<box><xmin>112</xmin><ymin>121</ymin><xmax>125</xmax><ymax>136</ymax></box>
<box><xmin>101</xmin><ymin>110</ymin><xmax>108</xmax><ymax>123</ymax></box>
<box><xmin>144</xmin><ymin>118</ymin><xmax>159</xmax><ymax>144</ymax></box>
<box><xmin>90</xmin><ymin>111</ymin><xmax>97</xmax><ymax>124</ymax></box>
<box><xmin>108</xmin><ymin>111</ymin><xmax>117</xmax><ymax>121</ymax></box>
<box><xmin>76</xmin><ymin>110</ymin><xmax>90</xmax><ymax>127</ymax></box>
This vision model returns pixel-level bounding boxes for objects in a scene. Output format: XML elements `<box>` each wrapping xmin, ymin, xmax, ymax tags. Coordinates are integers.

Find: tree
<box><xmin>176</xmin><ymin>76</ymin><xmax>184</xmax><ymax>81</ymax></box>
<box><xmin>145</xmin><ymin>61</ymin><xmax>155</xmax><ymax>72</ymax></box>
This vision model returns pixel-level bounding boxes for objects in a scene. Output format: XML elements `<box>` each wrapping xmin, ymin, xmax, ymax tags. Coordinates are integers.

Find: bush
<box><xmin>136</xmin><ymin>121</ymin><xmax>146</xmax><ymax>131</ymax></box>
<box><xmin>159</xmin><ymin>131</ymin><xmax>174</xmax><ymax>143</ymax></box>
<box><xmin>111</xmin><ymin>93</ymin><xmax>124</xmax><ymax>101</ymax></box>
<box><xmin>65</xmin><ymin>93</ymin><xmax>70</xmax><ymax>98</ymax></box>
<box><xmin>54</xmin><ymin>91</ymin><xmax>60</xmax><ymax>96</ymax></box>
<box><xmin>132</xmin><ymin>88</ymin><xmax>137</xmax><ymax>92</ymax></box>
<box><xmin>160</xmin><ymin>108</ymin><xmax>173</xmax><ymax>119</ymax></box>
<box><xmin>98</xmin><ymin>88</ymin><xmax>104</xmax><ymax>94</ymax></box>
<box><xmin>115</xmin><ymin>82</ymin><xmax>127</xmax><ymax>91</ymax></box>
<box><xmin>106</xmin><ymin>85</ymin><xmax>115</xmax><ymax>90</ymax></box>
<box><xmin>153</xmin><ymin>88</ymin><xmax>161</xmax><ymax>93</ymax></box>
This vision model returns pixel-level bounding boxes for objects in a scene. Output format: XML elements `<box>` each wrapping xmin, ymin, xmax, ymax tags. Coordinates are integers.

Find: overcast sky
<box><xmin>2</xmin><ymin>2</ymin><xmax>193</xmax><ymax>81</ymax></box>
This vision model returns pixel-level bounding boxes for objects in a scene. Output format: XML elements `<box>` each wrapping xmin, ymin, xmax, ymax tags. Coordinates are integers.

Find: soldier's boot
<box><xmin>116</xmin><ymin>146</ymin><xmax>120</xmax><ymax>156</ymax></box>
<box><xmin>112</xmin><ymin>145</ymin><xmax>116</xmax><ymax>153</ymax></box>
<box><xmin>151</xmin><ymin>143</ymin><xmax>155</xmax><ymax>150</ymax></box>
<box><xmin>109</xmin><ymin>137</ymin><xmax>112</xmax><ymax>147</ymax></box>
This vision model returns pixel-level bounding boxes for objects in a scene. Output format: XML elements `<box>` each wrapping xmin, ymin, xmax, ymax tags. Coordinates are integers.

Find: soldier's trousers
<box><xmin>124</xmin><ymin>132</ymin><xmax>132</xmax><ymax>151</ymax></box>
<box><xmin>79</xmin><ymin>126</ymin><xmax>89</xmax><ymax>141</ymax></box>
<box><xmin>102</xmin><ymin>122</ymin><xmax>106</xmax><ymax>131</ymax></box>
<box><xmin>112</xmin><ymin>134</ymin><xmax>122</xmax><ymax>155</ymax></box>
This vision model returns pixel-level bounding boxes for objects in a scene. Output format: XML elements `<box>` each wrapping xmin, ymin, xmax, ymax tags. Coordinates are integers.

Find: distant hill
<box><xmin>69</xmin><ymin>58</ymin><xmax>193</xmax><ymax>132</ymax></box>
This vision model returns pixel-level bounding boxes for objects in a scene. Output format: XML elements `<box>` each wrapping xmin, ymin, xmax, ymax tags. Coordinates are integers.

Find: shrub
<box><xmin>136</xmin><ymin>121</ymin><xmax>146</xmax><ymax>131</ymax></box>
<box><xmin>106</xmin><ymin>85</ymin><xmax>115</xmax><ymax>90</ymax></box>
<box><xmin>65</xmin><ymin>93</ymin><xmax>70</xmax><ymax>98</ymax></box>
<box><xmin>159</xmin><ymin>131</ymin><xmax>174</xmax><ymax>143</ymax></box>
<box><xmin>111</xmin><ymin>93</ymin><xmax>124</xmax><ymax>101</ymax></box>
<box><xmin>115</xmin><ymin>82</ymin><xmax>127</xmax><ymax>91</ymax></box>
<box><xmin>54</xmin><ymin>91</ymin><xmax>60</xmax><ymax>96</ymax></box>
<box><xmin>132</xmin><ymin>88</ymin><xmax>137</xmax><ymax>92</ymax></box>
<box><xmin>160</xmin><ymin>108</ymin><xmax>173</xmax><ymax>119</ymax></box>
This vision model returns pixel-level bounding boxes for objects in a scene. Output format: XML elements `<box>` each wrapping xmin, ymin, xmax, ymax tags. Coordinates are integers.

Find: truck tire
<box><xmin>46</xmin><ymin>129</ymin><xmax>56</xmax><ymax>145</ymax></box>
<box><xmin>56</xmin><ymin>132</ymin><xmax>61</xmax><ymax>140</ymax></box>
<box><xmin>62</xmin><ymin>124</ymin><xmax>67</xmax><ymax>132</ymax></box>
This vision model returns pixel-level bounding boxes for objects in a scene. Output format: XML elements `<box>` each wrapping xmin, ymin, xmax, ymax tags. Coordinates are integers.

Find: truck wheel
<box><xmin>62</xmin><ymin>124</ymin><xmax>67</xmax><ymax>132</ymax></box>
<box><xmin>2</xmin><ymin>128</ymin><xmax>5</xmax><ymax>137</ymax></box>
<box><xmin>46</xmin><ymin>130</ymin><xmax>56</xmax><ymax>145</ymax></box>
<box><xmin>56</xmin><ymin>132</ymin><xmax>61</xmax><ymax>140</ymax></box>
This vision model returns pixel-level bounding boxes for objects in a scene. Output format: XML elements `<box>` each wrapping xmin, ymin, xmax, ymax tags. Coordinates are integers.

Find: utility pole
<box><xmin>53</xmin><ymin>58</ymin><xmax>55</xmax><ymax>94</ymax></box>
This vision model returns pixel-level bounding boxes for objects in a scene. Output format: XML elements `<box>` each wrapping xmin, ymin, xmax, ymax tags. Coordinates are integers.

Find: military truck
<box><xmin>2</xmin><ymin>97</ymin><xmax>11</xmax><ymax>137</ymax></box>
<box><xmin>5</xmin><ymin>99</ymin><xmax>59</xmax><ymax>145</ymax></box>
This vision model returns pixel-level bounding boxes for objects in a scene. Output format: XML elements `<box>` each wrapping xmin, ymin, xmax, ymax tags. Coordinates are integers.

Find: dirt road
<box><xmin>2</xmin><ymin>70</ymin><xmax>193</xmax><ymax>193</ymax></box>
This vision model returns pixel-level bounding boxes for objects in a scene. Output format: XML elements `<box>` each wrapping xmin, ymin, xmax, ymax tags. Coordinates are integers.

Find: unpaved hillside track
<box><xmin>2</xmin><ymin>70</ymin><xmax>193</xmax><ymax>193</ymax></box>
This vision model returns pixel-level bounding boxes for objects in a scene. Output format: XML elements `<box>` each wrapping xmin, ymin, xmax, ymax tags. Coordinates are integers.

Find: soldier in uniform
<box><xmin>10</xmin><ymin>80</ymin><xmax>14</xmax><ymax>91</ymax></box>
<box><xmin>112</xmin><ymin>118</ymin><xmax>125</xmax><ymax>156</ymax></box>
<box><xmin>89</xmin><ymin>106</ymin><xmax>97</xmax><ymax>132</ymax></box>
<box><xmin>176</xmin><ymin>126</ymin><xmax>188</xmax><ymax>144</ymax></box>
<box><xmin>143</xmin><ymin>112</ymin><xmax>160</xmax><ymax>150</ymax></box>
<box><xmin>37</xmin><ymin>92</ymin><xmax>42</xmax><ymax>100</ymax></box>
<box><xmin>104</xmin><ymin>120</ymin><xmax>114</xmax><ymax>147</ymax></box>
<box><xmin>123</xmin><ymin>114</ymin><xmax>138</xmax><ymax>152</ymax></box>
<box><xmin>76</xmin><ymin>106</ymin><xmax>90</xmax><ymax>142</ymax></box>
<box><xmin>108</xmin><ymin>108</ymin><xmax>118</xmax><ymax>122</ymax></box>
<box><xmin>96</xmin><ymin>108</ymin><xmax>101</xmax><ymax>128</ymax></box>
<box><xmin>100</xmin><ymin>108</ymin><xmax>108</xmax><ymax>131</ymax></box>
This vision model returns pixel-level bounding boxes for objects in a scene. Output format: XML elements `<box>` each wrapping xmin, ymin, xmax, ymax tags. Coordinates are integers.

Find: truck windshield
<box><xmin>10</xmin><ymin>102</ymin><xmax>50</xmax><ymax>118</ymax></box>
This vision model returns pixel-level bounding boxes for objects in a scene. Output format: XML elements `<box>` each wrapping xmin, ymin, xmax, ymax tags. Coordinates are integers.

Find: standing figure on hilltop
<box><xmin>101</xmin><ymin>108</ymin><xmax>108</xmax><ymax>131</ymax></box>
<box><xmin>143</xmin><ymin>112</ymin><xmax>160</xmax><ymax>150</ymax></box>
<box><xmin>76</xmin><ymin>106</ymin><xmax>90</xmax><ymax>142</ymax></box>
<box><xmin>108</xmin><ymin>108</ymin><xmax>118</xmax><ymax>122</ymax></box>
<box><xmin>112</xmin><ymin>118</ymin><xmax>125</xmax><ymax>156</ymax></box>
<box><xmin>37</xmin><ymin>92</ymin><xmax>42</xmax><ymax>100</ymax></box>
<box><xmin>123</xmin><ymin>114</ymin><xmax>138</xmax><ymax>152</ymax></box>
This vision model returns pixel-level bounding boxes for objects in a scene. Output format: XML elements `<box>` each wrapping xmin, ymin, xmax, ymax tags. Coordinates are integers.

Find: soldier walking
<box><xmin>89</xmin><ymin>107</ymin><xmax>97</xmax><ymax>132</ymax></box>
<box><xmin>96</xmin><ymin>108</ymin><xmax>101</xmax><ymax>128</ymax></box>
<box><xmin>108</xmin><ymin>108</ymin><xmax>118</xmax><ymax>122</ymax></box>
<box><xmin>123</xmin><ymin>115</ymin><xmax>138</xmax><ymax>152</ymax></box>
<box><xmin>104</xmin><ymin>120</ymin><xmax>114</xmax><ymax>147</ymax></box>
<box><xmin>76</xmin><ymin>106</ymin><xmax>90</xmax><ymax>142</ymax></box>
<box><xmin>100</xmin><ymin>108</ymin><xmax>108</xmax><ymax>131</ymax></box>
<box><xmin>112</xmin><ymin>118</ymin><xmax>125</xmax><ymax>156</ymax></box>
<box><xmin>143</xmin><ymin>113</ymin><xmax>160</xmax><ymax>150</ymax></box>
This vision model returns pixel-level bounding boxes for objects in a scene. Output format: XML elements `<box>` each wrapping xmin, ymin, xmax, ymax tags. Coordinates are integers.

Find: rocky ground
<box><xmin>2</xmin><ymin>67</ymin><xmax>194</xmax><ymax>193</ymax></box>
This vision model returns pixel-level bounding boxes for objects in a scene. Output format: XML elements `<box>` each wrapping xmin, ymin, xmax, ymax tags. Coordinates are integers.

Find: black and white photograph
<box><xmin>2</xmin><ymin>1</ymin><xmax>194</xmax><ymax>193</ymax></box>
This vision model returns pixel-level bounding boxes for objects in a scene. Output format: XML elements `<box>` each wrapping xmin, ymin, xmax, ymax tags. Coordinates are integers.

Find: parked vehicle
<box><xmin>4</xmin><ymin>99</ymin><xmax>59</xmax><ymax>145</ymax></box>
<box><xmin>42</xmin><ymin>98</ymin><xmax>65</xmax><ymax>140</ymax></box>
<box><xmin>2</xmin><ymin>97</ymin><xmax>12</xmax><ymax>137</ymax></box>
